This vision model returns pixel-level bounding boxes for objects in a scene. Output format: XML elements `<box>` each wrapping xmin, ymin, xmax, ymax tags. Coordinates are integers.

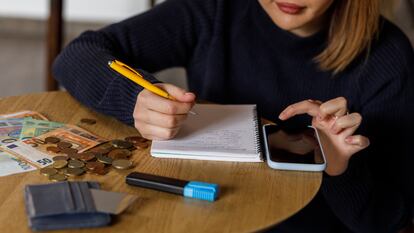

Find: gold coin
<box><xmin>96</xmin><ymin>154</ymin><xmax>113</xmax><ymax>165</ymax></box>
<box><xmin>45</xmin><ymin>137</ymin><xmax>60</xmax><ymax>144</ymax></box>
<box><xmin>65</xmin><ymin>167</ymin><xmax>85</xmax><ymax>176</ymax></box>
<box><xmin>57</xmin><ymin>141</ymin><xmax>72</xmax><ymax>149</ymax></box>
<box><xmin>112</xmin><ymin>159</ymin><xmax>133</xmax><ymax>170</ymax></box>
<box><xmin>53</xmin><ymin>160</ymin><xmax>68</xmax><ymax>169</ymax></box>
<box><xmin>110</xmin><ymin>139</ymin><xmax>133</xmax><ymax>149</ymax></box>
<box><xmin>59</xmin><ymin>167</ymin><xmax>68</xmax><ymax>174</ymax></box>
<box><xmin>97</xmin><ymin>143</ymin><xmax>114</xmax><ymax>150</ymax></box>
<box><xmin>108</xmin><ymin>149</ymin><xmax>131</xmax><ymax>159</ymax></box>
<box><xmin>135</xmin><ymin>141</ymin><xmax>149</xmax><ymax>149</ymax></box>
<box><xmin>61</xmin><ymin>147</ymin><xmax>78</xmax><ymax>155</ymax></box>
<box><xmin>125</xmin><ymin>136</ymin><xmax>148</xmax><ymax>144</ymax></box>
<box><xmin>40</xmin><ymin>167</ymin><xmax>58</xmax><ymax>176</ymax></box>
<box><xmin>46</xmin><ymin>146</ymin><xmax>61</xmax><ymax>153</ymax></box>
<box><xmin>49</xmin><ymin>173</ymin><xmax>67</xmax><ymax>182</ymax></box>
<box><xmin>85</xmin><ymin>161</ymin><xmax>105</xmax><ymax>171</ymax></box>
<box><xmin>69</xmin><ymin>153</ymin><xmax>81</xmax><ymax>160</ymax></box>
<box><xmin>94</xmin><ymin>167</ymin><xmax>109</xmax><ymax>175</ymax></box>
<box><xmin>53</xmin><ymin>155</ymin><xmax>69</xmax><ymax>161</ymax></box>
<box><xmin>68</xmin><ymin>159</ymin><xmax>85</xmax><ymax>169</ymax></box>
<box><xmin>78</xmin><ymin>152</ymin><xmax>95</xmax><ymax>162</ymax></box>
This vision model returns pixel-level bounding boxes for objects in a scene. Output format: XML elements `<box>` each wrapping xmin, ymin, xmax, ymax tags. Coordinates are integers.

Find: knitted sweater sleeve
<box><xmin>52</xmin><ymin>0</ymin><xmax>207</xmax><ymax>125</ymax></box>
<box><xmin>321</xmin><ymin>24</ymin><xmax>414</xmax><ymax>233</ymax></box>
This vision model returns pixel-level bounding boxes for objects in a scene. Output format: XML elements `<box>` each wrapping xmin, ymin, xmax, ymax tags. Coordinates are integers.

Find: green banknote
<box><xmin>19</xmin><ymin>118</ymin><xmax>63</xmax><ymax>140</ymax></box>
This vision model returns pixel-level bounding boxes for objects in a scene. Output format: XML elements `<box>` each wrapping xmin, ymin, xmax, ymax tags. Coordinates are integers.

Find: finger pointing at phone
<box><xmin>279</xmin><ymin>97</ymin><xmax>370</xmax><ymax>176</ymax></box>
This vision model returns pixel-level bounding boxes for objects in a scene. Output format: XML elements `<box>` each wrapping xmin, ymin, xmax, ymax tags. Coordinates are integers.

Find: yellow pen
<box><xmin>108</xmin><ymin>60</ymin><xmax>196</xmax><ymax>115</ymax></box>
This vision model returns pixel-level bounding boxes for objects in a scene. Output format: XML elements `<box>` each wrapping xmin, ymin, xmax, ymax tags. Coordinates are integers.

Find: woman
<box><xmin>53</xmin><ymin>0</ymin><xmax>414</xmax><ymax>232</ymax></box>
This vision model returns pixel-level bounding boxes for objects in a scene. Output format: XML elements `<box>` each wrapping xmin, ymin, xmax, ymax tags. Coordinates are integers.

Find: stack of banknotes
<box><xmin>0</xmin><ymin>110</ymin><xmax>108</xmax><ymax>176</ymax></box>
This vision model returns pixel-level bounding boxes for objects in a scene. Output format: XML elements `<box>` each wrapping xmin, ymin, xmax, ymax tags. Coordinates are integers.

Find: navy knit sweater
<box><xmin>53</xmin><ymin>0</ymin><xmax>414</xmax><ymax>232</ymax></box>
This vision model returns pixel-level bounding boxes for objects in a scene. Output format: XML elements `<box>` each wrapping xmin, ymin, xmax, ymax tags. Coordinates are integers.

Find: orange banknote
<box><xmin>0</xmin><ymin>110</ymin><xmax>48</xmax><ymax>121</ymax></box>
<box><xmin>2</xmin><ymin>125</ymin><xmax>107</xmax><ymax>168</ymax></box>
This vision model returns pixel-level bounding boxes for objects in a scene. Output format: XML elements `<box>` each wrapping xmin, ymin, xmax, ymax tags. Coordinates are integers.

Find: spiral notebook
<box><xmin>150</xmin><ymin>104</ymin><xmax>263</xmax><ymax>162</ymax></box>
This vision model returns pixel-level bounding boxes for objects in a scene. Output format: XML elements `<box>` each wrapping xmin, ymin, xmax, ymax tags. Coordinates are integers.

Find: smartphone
<box><xmin>262</xmin><ymin>124</ymin><xmax>326</xmax><ymax>171</ymax></box>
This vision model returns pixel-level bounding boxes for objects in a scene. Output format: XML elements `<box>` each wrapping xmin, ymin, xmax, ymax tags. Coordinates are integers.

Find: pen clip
<box><xmin>113</xmin><ymin>60</ymin><xmax>144</xmax><ymax>79</ymax></box>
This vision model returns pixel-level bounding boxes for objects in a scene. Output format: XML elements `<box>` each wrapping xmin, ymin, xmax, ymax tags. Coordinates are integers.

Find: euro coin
<box><xmin>94</xmin><ymin>167</ymin><xmax>109</xmax><ymax>175</ymax></box>
<box><xmin>111</xmin><ymin>139</ymin><xmax>133</xmax><ymax>149</ymax></box>
<box><xmin>125</xmin><ymin>136</ymin><xmax>148</xmax><ymax>144</ymax></box>
<box><xmin>46</xmin><ymin>146</ymin><xmax>61</xmax><ymax>153</ymax></box>
<box><xmin>135</xmin><ymin>141</ymin><xmax>149</xmax><ymax>149</ymax></box>
<box><xmin>45</xmin><ymin>137</ymin><xmax>60</xmax><ymax>144</ymax></box>
<box><xmin>79</xmin><ymin>152</ymin><xmax>95</xmax><ymax>162</ymax></box>
<box><xmin>40</xmin><ymin>167</ymin><xmax>58</xmax><ymax>176</ymax></box>
<box><xmin>61</xmin><ymin>147</ymin><xmax>78</xmax><ymax>155</ymax></box>
<box><xmin>68</xmin><ymin>159</ymin><xmax>85</xmax><ymax>169</ymax></box>
<box><xmin>49</xmin><ymin>173</ymin><xmax>67</xmax><ymax>182</ymax></box>
<box><xmin>112</xmin><ymin>159</ymin><xmax>132</xmax><ymax>170</ymax></box>
<box><xmin>108</xmin><ymin>149</ymin><xmax>131</xmax><ymax>160</ymax></box>
<box><xmin>65</xmin><ymin>167</ymin><xmax>84</xmax><ymax>176</ymax></box>
<box><xmin>68</xmin><ymin>153</ymin><xmax>81</xmax><ymax>160</ymax></box>
<box><xmin>57</xmin><ymin>141</ymin><xmax>72</xmax><ymax>149</ymax></box>
<box><xmin>85</xmin><ymin>161</ymin><xmax>105</xmax><ymax>171</ymax></box>
<box><xmin>53</xmin><ymin>155</ymin><xmax>69</xmax><ymax>161</ymax></box>
<box><xmin>53</xmin><ymin>160</ymin><xmax>68</xmax><ymax>169</ymax></box>
<box><xmin>96</xmin><ymin>154</ymin><xmax>113</xmax><ymax>165</ymax></box>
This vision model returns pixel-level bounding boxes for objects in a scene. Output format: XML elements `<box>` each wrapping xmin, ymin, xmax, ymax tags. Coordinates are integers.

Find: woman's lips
<box><xmin>275</xmin><ymin>2</ymin><xmax>306</xmax><ymax>15</ymax></box>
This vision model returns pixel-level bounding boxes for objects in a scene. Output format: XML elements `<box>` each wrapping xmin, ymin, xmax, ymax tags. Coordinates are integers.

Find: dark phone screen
<box><xmin>265</xmin><ymin>125</ymin><xmax>324</xmax><ymax>164</ymax></box>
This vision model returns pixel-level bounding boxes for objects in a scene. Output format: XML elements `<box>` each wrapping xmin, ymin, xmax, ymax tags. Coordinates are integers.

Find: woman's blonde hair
<box><xmin>315</xmin><ymin>0</ymin><xmax>380</xmax><ymax>74</ymax></box>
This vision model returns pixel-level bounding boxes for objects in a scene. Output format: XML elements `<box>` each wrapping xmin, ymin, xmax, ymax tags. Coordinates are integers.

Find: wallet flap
<box><xmin>25</xmin><ymin>181</ymin><xmax>100</xmax><ymax>218</ymax></box>
<box><xmin>70</xmin><ymin>182</ymin><xmax>97</xmax><ymax>212</ymax></box>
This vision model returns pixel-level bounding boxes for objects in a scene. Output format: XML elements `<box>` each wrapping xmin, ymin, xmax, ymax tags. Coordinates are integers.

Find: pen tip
<box><xmin>108</xmin><ymin>61</ymin><xmax>113</xmax><ymax>66</ymax></box>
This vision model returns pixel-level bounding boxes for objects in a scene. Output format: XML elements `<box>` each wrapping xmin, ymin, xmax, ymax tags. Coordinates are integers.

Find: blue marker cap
<box><xmin>183</xmin><ymin>181</ymin><xmax>219</xmax><ymax>202</ymax></box>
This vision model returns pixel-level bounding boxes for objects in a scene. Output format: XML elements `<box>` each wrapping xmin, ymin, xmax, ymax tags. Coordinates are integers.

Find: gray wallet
<box><xmin>24</xmin><ymin>181</ymin><xmax>111</xmax><ymax>231</ymax></box>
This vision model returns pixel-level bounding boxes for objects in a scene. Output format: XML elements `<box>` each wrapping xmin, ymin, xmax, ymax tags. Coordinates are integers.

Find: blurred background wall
<box><xmin>0</xmin><ymin>0</ymin><xmax>412</xmax><ymax>98</ymax></box>
<box><xmin>0</xmin><ymin>0</ymin><xmax>186</xmax><ymax>98</ymax></box>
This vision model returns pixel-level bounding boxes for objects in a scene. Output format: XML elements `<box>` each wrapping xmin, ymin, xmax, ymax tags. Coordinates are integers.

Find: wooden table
<box><xmin>0</xmin><ymin>91</ymin><xmax>322</xmax><ymax>233</ymax></box>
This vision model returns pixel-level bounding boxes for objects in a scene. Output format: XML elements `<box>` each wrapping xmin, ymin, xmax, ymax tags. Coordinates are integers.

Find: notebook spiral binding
<box><xmin>252</xmin><ymin>106</ymin><xmax>262</xmax><ymax>155</ymax></box>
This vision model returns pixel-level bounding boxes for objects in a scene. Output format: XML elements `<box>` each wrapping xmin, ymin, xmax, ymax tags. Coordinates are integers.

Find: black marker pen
<box><xmin>126</xmin><ymin>172</ymin><xmax>219</xmax><ymax>202</ymax></box>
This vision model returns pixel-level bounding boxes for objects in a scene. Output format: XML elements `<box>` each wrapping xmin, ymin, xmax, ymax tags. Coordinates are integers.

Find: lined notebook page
<box><xmin>150</xmin><ymin>104</ymin><xmax>262</xmax><ymax>162</ymax></box>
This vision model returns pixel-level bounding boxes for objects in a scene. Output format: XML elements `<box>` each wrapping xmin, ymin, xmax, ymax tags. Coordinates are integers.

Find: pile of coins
<box><xmin>40</xmin><ymin>136</ymin><xmax>150</xmax><ymax>182</ymax></box>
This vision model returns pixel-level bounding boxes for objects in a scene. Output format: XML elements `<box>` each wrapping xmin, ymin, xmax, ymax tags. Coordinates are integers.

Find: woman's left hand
<box><xmin>278</xmin><ymin>97</ymin><xmax>370</xmax><ymax>176</ymax></box>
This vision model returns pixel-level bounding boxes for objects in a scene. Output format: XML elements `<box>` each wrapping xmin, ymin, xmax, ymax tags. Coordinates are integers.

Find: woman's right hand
<box><xmin>133</xmin><ymin>83</ymin><xmax>196</xmax><ymax>140</ymax></box>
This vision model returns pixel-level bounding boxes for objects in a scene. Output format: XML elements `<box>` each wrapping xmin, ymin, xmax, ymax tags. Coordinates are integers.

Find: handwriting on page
<box><xmin>151</xmin><ymin>104</ymin><xmax>259</xmax><ymax>159</ymax></box>
<box><xmin>171</xmin><ymin>129</ymin><xmax>255</xmax><ymax>153</ymax></box>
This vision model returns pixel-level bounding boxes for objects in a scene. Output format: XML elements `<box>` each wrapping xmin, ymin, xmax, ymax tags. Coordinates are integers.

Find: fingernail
<box><xmin>279</xmin><ymin>112</ymin><xmax>286</xmax><ymax>120</ymax></box>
